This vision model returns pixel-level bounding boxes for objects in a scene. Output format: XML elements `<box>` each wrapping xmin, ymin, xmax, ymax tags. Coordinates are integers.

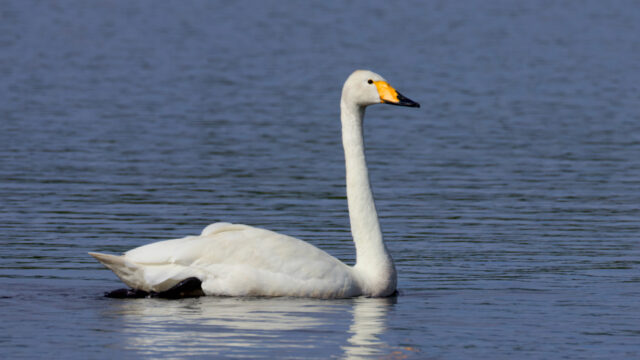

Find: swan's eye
<box><xmin>367</xmin><ymin>79</ymin><xmax>373</xmax><ymax>84</ymax></box>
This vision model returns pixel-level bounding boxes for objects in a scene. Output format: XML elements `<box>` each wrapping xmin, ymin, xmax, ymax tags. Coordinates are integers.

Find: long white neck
<box><xmin>340</xmin><ymin>101</ymin><xmax>397</xmax><ymax>296</ymax></box>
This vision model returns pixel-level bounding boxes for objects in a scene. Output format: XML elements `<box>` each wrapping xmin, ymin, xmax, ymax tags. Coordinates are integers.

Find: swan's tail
<box><xmin>89</xmin><ymin>252</ymin><xmax>148</xmax><ymax>291</ymax></box>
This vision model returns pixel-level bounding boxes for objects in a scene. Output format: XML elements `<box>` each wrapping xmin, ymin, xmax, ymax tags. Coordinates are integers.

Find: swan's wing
<box><xmin>97</xmin><ymin>223</ymin><xmax>359</xmax><ymax>298</ymax></box>
<box><xmin>123</xmin><ymin>223</ymin><xmax>251</xmax><ymax>265</ymax></box>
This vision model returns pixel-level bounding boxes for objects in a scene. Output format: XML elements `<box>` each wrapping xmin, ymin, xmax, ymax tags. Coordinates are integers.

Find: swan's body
<box><xmin>90</xmin><ymin>70</ymin><xmax>419</xmax><ymax>298</ymax></box>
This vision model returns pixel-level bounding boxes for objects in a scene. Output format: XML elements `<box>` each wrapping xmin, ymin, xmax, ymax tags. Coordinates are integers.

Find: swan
<box><xmin>89</xmin><ymin>70</ymin><xmax>419</xmax><ymax>299</ymax></box>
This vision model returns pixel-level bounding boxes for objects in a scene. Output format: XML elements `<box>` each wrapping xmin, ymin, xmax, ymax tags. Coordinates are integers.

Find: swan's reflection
<box><xmin>105</xmin><ymin>295</ymin><xmax>396</xmax><ymax>358</ymax></box>
<box><xmin>342</xmin><ymin>296</ymin><xmax>396</xmax><ymax>359</ymax></box>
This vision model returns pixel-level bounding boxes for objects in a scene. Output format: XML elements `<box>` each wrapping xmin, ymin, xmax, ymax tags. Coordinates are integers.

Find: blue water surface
<box><xmin>1</xmin><ymin>1</ymin><xmax>639</xmax><ymax>358</ymax></box>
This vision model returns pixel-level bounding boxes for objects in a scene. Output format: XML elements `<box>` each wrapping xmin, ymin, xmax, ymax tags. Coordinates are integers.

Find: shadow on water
<box><xmin>101</xmin><ymin>295</ymin><xmax>412</xmax><ymax>359</ymax></box>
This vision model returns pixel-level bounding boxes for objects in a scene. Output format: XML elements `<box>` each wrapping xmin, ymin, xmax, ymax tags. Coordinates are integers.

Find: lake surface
<box><xmin>1</xmin><ymin>0</ymin><xmax>639</xmax><ymax>358</ymax></box>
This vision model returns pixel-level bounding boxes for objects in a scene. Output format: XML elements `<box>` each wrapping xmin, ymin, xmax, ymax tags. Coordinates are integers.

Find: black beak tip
<box><xmin>392</xmin><ymin>92</ymin><xmax>420</xmax><ymax>108</ymax></box>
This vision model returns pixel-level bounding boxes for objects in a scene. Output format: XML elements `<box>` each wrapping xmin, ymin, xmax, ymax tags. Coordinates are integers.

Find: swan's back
<box><xmin>91</xmin><ymin>223</ymin><xmax>360</xmax><ymax>298</ymax></box>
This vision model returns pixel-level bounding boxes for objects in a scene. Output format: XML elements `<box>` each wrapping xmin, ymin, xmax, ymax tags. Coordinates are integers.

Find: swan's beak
<box><xmin>374</xmin><ymin>81</ymin><xmax>420</xmax><ymax>108</ymax></box>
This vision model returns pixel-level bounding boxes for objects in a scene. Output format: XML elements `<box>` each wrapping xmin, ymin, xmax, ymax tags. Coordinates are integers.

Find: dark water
<box><xmin>1</xmin><ymin>0</ymin><xmax>639</xmax><ymax>358</ymax></box>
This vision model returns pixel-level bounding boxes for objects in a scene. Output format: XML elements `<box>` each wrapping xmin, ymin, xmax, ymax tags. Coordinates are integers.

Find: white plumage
<box><xmin>90</xmin><ymin>70</ymin><xmax>419</xmax><ymax>298</ymax></box>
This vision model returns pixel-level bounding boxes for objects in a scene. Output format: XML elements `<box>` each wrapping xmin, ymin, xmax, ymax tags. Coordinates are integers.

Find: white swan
<box><xmin>89</xmin><ymin>70</ymin><xmax>419</xmax><ymax>298</ymax></box>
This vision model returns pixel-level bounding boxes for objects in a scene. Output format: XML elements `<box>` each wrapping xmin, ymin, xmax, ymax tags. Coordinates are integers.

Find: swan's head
<box><xmin>341</xmin><ymin>70</ymin><xmax>420</xmax><ymax>108</ymax></box>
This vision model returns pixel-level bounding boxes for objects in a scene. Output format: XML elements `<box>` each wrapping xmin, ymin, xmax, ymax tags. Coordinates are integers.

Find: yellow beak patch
<box><xmin>374</xmin><ymin>81</ymin><xmax>400</xmax><ymax>104</ymax></box>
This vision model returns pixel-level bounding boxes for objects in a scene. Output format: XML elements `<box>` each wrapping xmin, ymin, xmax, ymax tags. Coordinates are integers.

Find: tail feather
<box><xmin>89</xmin><ymin>252</ymin><xmax>126</xmax><ymax>269</ymax></box>
<box><xmin>89</xmin><ymin>252</ymin><xmax>148</xmax><ymax>291</ymax></box>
